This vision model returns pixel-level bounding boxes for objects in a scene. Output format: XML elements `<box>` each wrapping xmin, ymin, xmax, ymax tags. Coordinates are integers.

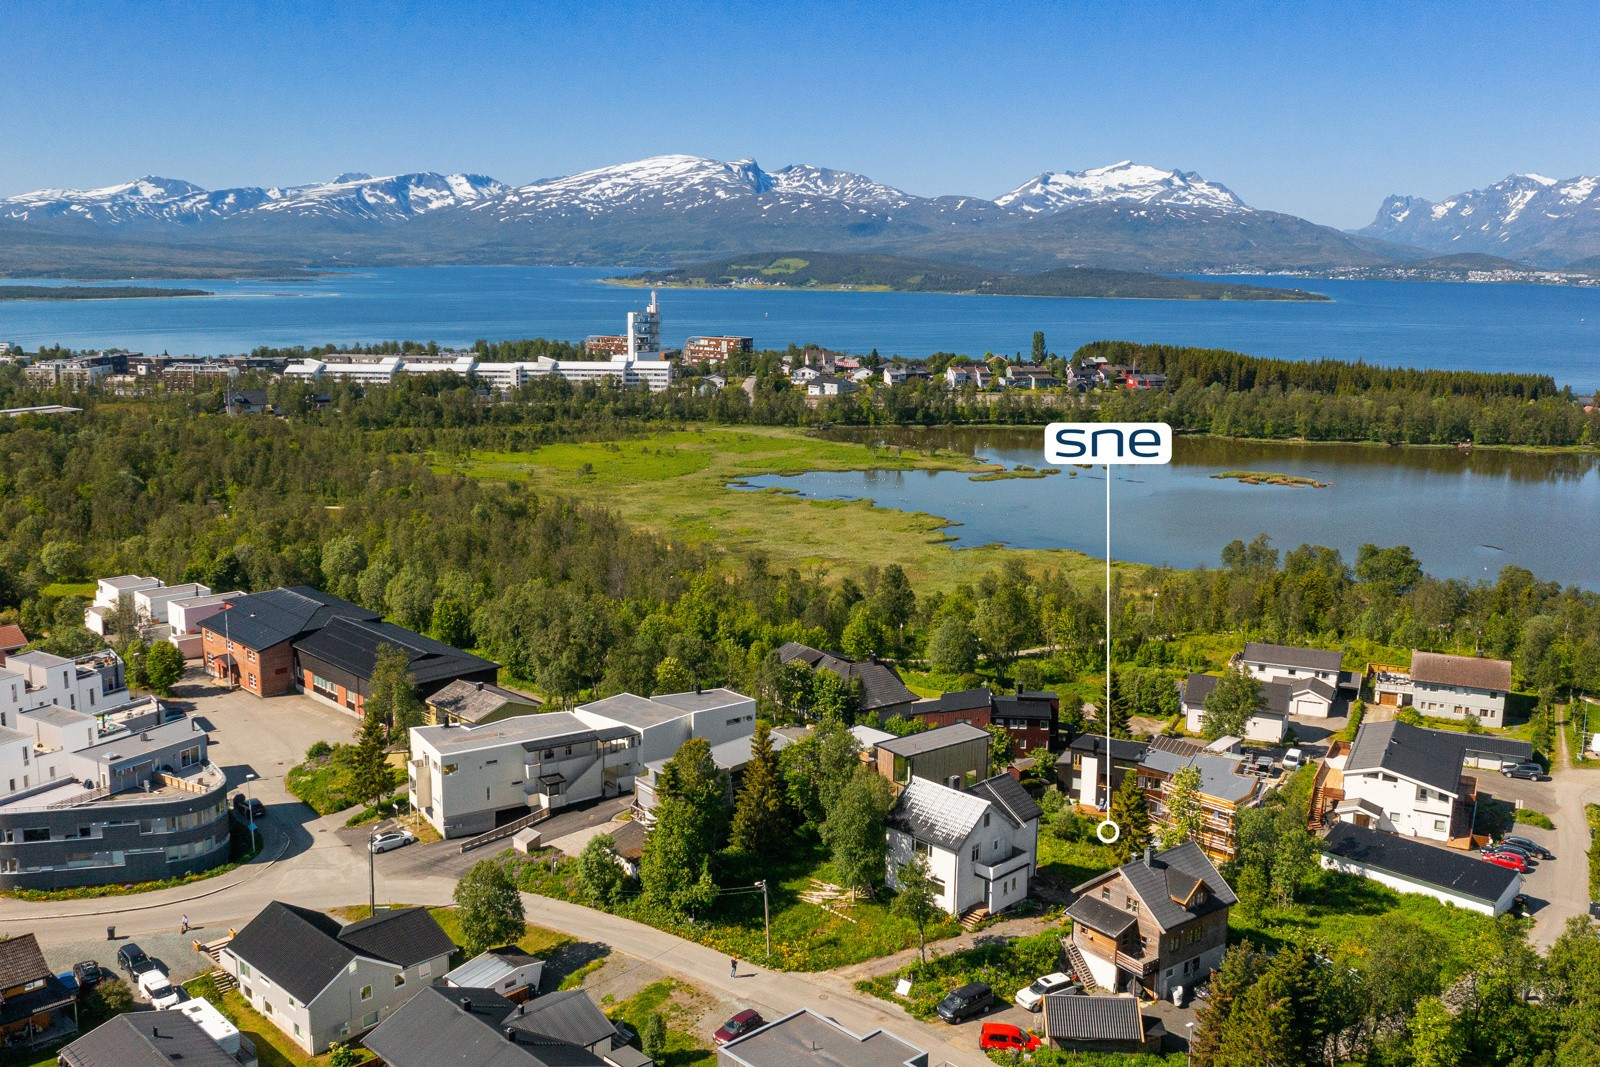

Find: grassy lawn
<box><xmin>432</xmin><ymin>427</ymin><xmax>1130</xmax><ymax>593</ymax></box>
<box><xmin>286</xmin><ymin>745</ymin><xmax>406</xmax><ymax>816</ymax></box>
<box><xmin>427</xmin><ymin>905</ymin><xmax>574</xmax><ymax>961</ymax></box>
<box><xmin>1035</xmin><ymin>834</ymin><xmax>1118</xmax><ymax>889</ymax></box>
<box><xmin>38</xmin><ymin>580</ymin><xmax>95</xmax><ymax>598</ymax></box>
<box><xmin>1227</xmin><ymin>868</ymin><xmax>1495</xmax><ymax>974</ymax></box>
<box><xmin>181</xmin><ymin>974</ymin><xmax>372</xmax><ymax>1067</ymax></box>
<box><xmin>600</xmin><ymin>979</ymin><xmax>715</xmax><ymax>1067</ymax></box>
<box><xmin>512</xmin><ymin>840</ymin><xmax>960</xmax><ymax>972</ymax></box>
<box><xmin>856</xmin><ymin>927</ymin><xmax>1065</xmax><ymax>1019</ymax></box>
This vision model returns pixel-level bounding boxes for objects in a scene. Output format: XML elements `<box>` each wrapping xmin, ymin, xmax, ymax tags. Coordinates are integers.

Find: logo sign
<box><xmin>1044</xmin><ymin>422</ymin><xmax>1173</xmax><ymax>465</ymax></box>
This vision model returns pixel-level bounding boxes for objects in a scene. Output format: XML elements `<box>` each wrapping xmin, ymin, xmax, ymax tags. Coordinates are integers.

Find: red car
<box><xmin>714</xmin><ymin>1009</ymin><xmax>766</xmax><ymax>1046</ymax></box>
<box><xmin>1483</xmin><ymin>850</ymin><xmax>1527</xmax><ymax>872</ymax></box>
<box><xmin>980</xmin><ymin>1022</ymin><xmax>1041</xmax><ymax>1053</ymax></box>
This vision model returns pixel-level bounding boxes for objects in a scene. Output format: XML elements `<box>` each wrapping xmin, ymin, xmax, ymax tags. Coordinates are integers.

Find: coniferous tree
<box><xmin>349</xmin><ymin>705</ymin><xmax>396</xmax><ymax>808</ymax></box>
<box><xmin>730</xmin><ymin>721</ymin><xmax>788</xmax><ymax>857</ymax></box>
<box><xmin>365</xmin><ymin>643</ymin><xmax>424</xmax><ymax>740</ymax></box>
<box><xmin>1108</xmin><ymin>770</ymin><xmax>1150</xmax><ymax>864</ymax></box>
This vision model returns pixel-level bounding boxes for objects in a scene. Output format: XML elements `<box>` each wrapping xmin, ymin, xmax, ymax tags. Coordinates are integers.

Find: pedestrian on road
<box><xmin>180</xmin><ymin>915</ymin><xmax>189</xmax><ymax>934</ymax></box>
<box><xmin>730</xmin><ymin>957</ymin><xmax>738</xmax><ymax>978</ymax></box>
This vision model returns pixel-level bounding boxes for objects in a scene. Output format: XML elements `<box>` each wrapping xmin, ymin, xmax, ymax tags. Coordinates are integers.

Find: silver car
<box><xmin>369</xmin><ymin>830</ymin><xmax>417</xmax><ymax>853</ymax></box>
<box><xmin>1015</xmin><ymin>972</ymin><xmax>1079</xmax><ymax>1012</ymax></box>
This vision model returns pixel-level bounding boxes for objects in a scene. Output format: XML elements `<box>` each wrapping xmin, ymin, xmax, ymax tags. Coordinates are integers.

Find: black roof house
<box><xmin>228</xmin><ymin>902</ymin><xmax>455</xmax><ymax>1004</ymax></box>
<box><xmin>776</xmin><ymin>641</ymin><xmax>916</xmax><ymax>713</ymax></box>
<box><xmin>1321</xmin><ymin>821</ymin><xmax>1520</xmax><ymax>909</ymax></box>
<box><xmin>363</xmin><ymin>983</ymin><xmax>642</xmax><ymax>1067</ymax></box>
<box><xmin>58</xmin><ymin>1011</ymin><xmax>239</xmax><ymax>1067</ymax></box>
<box><xmin>294</xmin><ymin>616</ymin><xmax>498</xmax><ymax>700</ymax></box>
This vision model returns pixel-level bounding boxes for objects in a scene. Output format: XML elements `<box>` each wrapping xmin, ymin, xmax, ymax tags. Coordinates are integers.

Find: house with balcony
<box><xmin>222</xmin><ymin>902</ymin><xmax>454</xmax><ymax>1055</ymax></box>
<box><xmin>575</xmin><ymin>688</ymin><xmax>756</xmax><ymax>764</ymax></box>
<box><xmin>0</xmin><ymin>933</ymin><xmax>77</xmax><ymax>1050</ymax></box>
<box><xmin>1371</xmin><ymin>651</ymin><xmax>1513</xmax><ymax>728</ymax></box>
<box><xmin>1</xmin><ymin>648</ymin><xmax>129</xmax><ymax>723</ymax></box>
<box><xmin>409</xmin><ymin>711</ymin><xmax>641</xmax><ymax>839</ymax></box>
<box><xmin>1061</xmin><ymin>734</ymin><xmax>1149</xmax><ymax>811</ymax></box>
<box><xmin>1136</xmin><ymin>736</ymin><xmax>1260</xmax><ymax>863</ymax></box>
<box><xmin>1066</xmin><ymin>841</ymin><xmax>1235</xmax><ymax>1000</ymax></box>
<box><xmin>885</xmin><ymin>773</ymin><xmax>1040</xmax><ymax>920</ymax></box>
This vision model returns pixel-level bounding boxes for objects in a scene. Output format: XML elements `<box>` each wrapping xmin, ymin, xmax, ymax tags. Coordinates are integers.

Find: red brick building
<box><xmin>909</xmin><ymin>687</ymin><xmax>1061</xmax><ymax>754</ymax></box>
<box><xmin>198</xmin><ymin>587</ymin><xmax>379</xmax><ymax>698</ymax></box>
<box><xmin>683</xmin><ymin>336</ymin><xmax>754</xmax><ymax>363</ymax></box>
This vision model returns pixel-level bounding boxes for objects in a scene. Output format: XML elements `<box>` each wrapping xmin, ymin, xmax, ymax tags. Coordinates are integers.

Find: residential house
<box><xmin>849</xmin><ymin>724</ymin><xmax>896</xmax><ymax>762</ymax></box>
<box><xmin>1320</xmin><ymin>821</ymin><xmax>1521</xmax><ymax>915</ymax></box>
<box><xmin>1061</xmin><ymin>734</ymin><xmax>1148</xmax><ymax>810</ymax></box>
<box><xmin>991</xmin><ymin>688</ymin><xmax>1060</xmax><ymax>753</ymax></box>
<box><xmin>575</xmin><ymin>688</ymin><xmax>756</xmax><ymax>764</ymax></box>
<box><xmin>908</xmin><ymin>689</ymin><xmax>993</xmax><ymax>730</ymax></box>
<box><xmin>0</xmin><ymin>933</ymin><xmax>76</xmax><ymax>1050</ymax></box>
<box><xmin>1042</xmin><ymin>994</ymin><xmax>1156</xmax><ymax>1053</ymax></box>
<box><xmin>633</xmin><ymin>729</ymin><xmax>793</xmax><ymax>821</ymax></box>
<box><xmin>789</xmin><ymin>366</ymin><xmax>821</xmax><ymax>384</ymax></box>
<box><xmin>222</xmin><ymin>902</ymin><xmax>455</xmax><ymax>1055</ymax></box>
<box><xmin>1137</xmin><ymin>736</ymin><xmax>1261</xmax><ymax>863</ymax></box>
<box><xmin>718</xmin><ymin>1008</ymin><xmax>927</xmax><ymax>1067</ymax></box>
<box><xmin>442</xmin><ymin>948</ymin><xmax>544</xmax><ymax>1003</ymax></box>
<box><xmin>806</xmin><ymin>374</ymin><xmax>858</xmax><ymax>397</ymax></box>
<box><xmin>875</xmin><ymin>723</ymin><xmax>991</xmax><ymax>789</ymax></box>
<box><xmin>885</xmin><ymin>773</ymin><xmax>1041</xmax><ymax>918</ymax></box>
<box><xmin>1005</xmin><ymin>364</ymin><xmax>1059</xmax><ymax>390</ymax></box>
<box><xmin>198</xmin><ymin>586</ymin><xmax>379</xmax><ymax>697</ymax></box>
<box><xmin>1066</xmin><ymin>841</ymin><xmax>1236</xmax><ymax>999</ymax></box>
<box><xmin>364</xmin><ymin>984</ymin><xmax>652</xmax><ymax>1067</ymax></box>
<box><xmin>409</xmin><ymin>712</ymin><xmax>640</xmax><ymax>839</ymax></box>
<box><xmin>1312</xmin><ymin>719</ymin><xmax>1531</xmax><ymax>845</ymax></box>
<box><xmin>59</xmin><ymin>1000</ymin><xmax>256</xmax><ymax>1067</ymax></box>
<box><xmin>1235</xmin><ymin>642</ymin><xmax>1346</xmax><ymax>717</ymax></box>
<box><xmin>225</xmin><ymin>389</ymin><xmax>274</xmax><ymax>416</ymax></box>
<box><xmin>1179</xmin><ymin>673</ymin><xmax>1289</xmax><ymax>743</ymax></box>
<box><xmin>1122</xmin><ymin>373</ymin><xmax>1168</xmax><ymax>391</ymax></box>
<box><xmin>776</xmin><ymin>642</ymin><xmax>917</xmax><ymax>719</ymax></box>
<box><xmin>0</xmin><ymin>624</ymin><xmax>26</xmax><ymax>665</ymax></box>
<box><xmin>423</xmin><ymin>679</ymin><xmax>542</xmax><ymax>727</ymax></box>
<box><xmin>944</xmin><ymin>364</ymin><xmax>992</xmax><ymax>389</ymax></box>
<box><xmin>293</xmin><ymin>616</ymin><xmax>499</xmax><ymax>713</ymax></box>
<box><xmin>1</xmin><ymin>648</ymin><xmax>130</xmax><ymax>722</ymax></box>
<box><xmin>608</xmin><ymin>818</ymin><xmax>646</xmax><ymax>878</ymax></box>
<box><xmin>1372</xmin><ymin>651</ymin><xmax>1513</xmax><ymax>728</ymax></box>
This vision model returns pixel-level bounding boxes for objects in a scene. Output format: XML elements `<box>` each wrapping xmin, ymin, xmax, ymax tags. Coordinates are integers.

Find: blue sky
<box><xmin>3</xmin><ymin>0</ymin><xmax>1597</xmax><ymax>227</ymax></box>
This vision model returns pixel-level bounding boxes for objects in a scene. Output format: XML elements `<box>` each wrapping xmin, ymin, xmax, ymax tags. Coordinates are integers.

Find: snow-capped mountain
<box><xmin>0</xmin><ymin>172</ymin><xmax>507</xmax><ymax>226</ymax></box>
<box><xmin>1359</xmin><ymin>172</ymin><xmax>1600</xmax><ymax>265</ymax></box>
<box><xmin>995</xmin><ymin>161</ymin><xmax>1248</xmax><ymax>215</ymax></box>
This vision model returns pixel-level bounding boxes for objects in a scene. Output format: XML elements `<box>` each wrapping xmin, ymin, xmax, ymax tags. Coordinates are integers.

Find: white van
<box><xmin>1282</xmin><ymin>748</ymin><xmax>1305</xmax><ymax>771</ymax></box>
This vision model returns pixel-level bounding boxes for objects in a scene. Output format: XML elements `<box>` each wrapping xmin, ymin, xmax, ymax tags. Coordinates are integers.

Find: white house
<box><xmin>1</xmin><ymin>649</ymin><xmax>130</xmax><ymax>723</ymax></box>
<box><xmin>575</xmin><ymin>687</ymin><xmax>755</xmax><ymax>764</ymax></box>
<box><xmin>1320</xmin><ymin>822</ymin><xmax>1521</xmax><ymax>915</ymax></box>
<box><xmin>1235</xmin><ymin>642</ymin><xmax>1343</xmax><ymax>717</ymax></box>
<box><xmin>442</xmin><ymin>948</ymin><xmax>543</xmax><ymax>1002</ymax></box>
<box><xmin>1408</xmin><ymin>652</ymin><xmax>1513</xmax><ymax>728</ymax></box>
<box><xmin>1179</xmin><ymin>673</ymin><xmax>1289</xmax><ymax>743</ymax></box>
<box><xmin>885</xmin><ymin>774</ymin><xmax>1041</xmax><ymax>918</ymax></box>
<box><xmin>807</xmin><ymin>375</ymin><xmax>858</xmax><ymax>397</ymax></box>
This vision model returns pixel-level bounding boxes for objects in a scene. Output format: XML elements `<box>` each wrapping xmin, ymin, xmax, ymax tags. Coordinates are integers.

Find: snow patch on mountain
<box><xmin>994</xmin><ymin>161</ymin><xmax>1248</xmax><ymax>215</ymax></box>
<box><xmin>1360</xmin><ymin>171</ymin><xmax>1600</xmax><ymax>263</ymax></box>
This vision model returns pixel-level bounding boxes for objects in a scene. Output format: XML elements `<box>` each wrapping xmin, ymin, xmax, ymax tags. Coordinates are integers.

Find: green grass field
<box><xmin>601</xmin><ymin>979</ymin><xmax>716</xmax><ymax>1067</ymax></box>
<box><xmin>433</xmin><ymin>427</ymin><xmax>1133</xmax><ymax>593</ymax></box>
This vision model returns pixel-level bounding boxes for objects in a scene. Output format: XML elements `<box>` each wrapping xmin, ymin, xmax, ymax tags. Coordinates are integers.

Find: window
<box><xmin>1434</xmin><ymin>819</ymin><xmax>1446</xmax><ymax>832</ymax></box>
<box><xmin>362</xmin><ymin>1011</ymin><xmax>379</xmax><ymax>1028</ymax></box>
<box><xmin>360</xmin><ymin>985</ymin><xmax>373</xmax><ymax>1001</ymax></box>
<box><xmin>418</xmin><ymin>962</ymin><xmax>431</xmax><ymax>978</ymax></box>
<box><xmin>983</xmin><ymin>813</ymin><xmax>990</xmax><ymax>827</ymax></box>
<box><xmin>971</xmin><ymin>846</ymin><xmax>979</xmax><ymax>861</ymax></box>
<box><xmin>239</xmin><ymin>961</ymin><xmax>252</xmax><ymax>978</ymax></box>
<box><xmin>394</xmin><ymin>973</ymin><xmax>405</xmax><ymax>987</ymax></box>
<box><xmin>263</xmin><ymin>1001</ymin><xmax>272</xmax><ymax>1016</ymax></box>
<box><xmin>1100</xmin><ymin>886</ymin><xmax>1111</xmax><ymax>900</ymax></box>
<box><xmin>293</xmin><ymin>1023</ymin><xmax>301</xmax><ymax>1037</ymax></box>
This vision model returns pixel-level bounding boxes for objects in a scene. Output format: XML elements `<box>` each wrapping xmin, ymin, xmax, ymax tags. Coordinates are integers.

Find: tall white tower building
<box><xmin>626</xmin><ymin>290</ymin><xmax>662</xmax><ymax>359</ymax></box>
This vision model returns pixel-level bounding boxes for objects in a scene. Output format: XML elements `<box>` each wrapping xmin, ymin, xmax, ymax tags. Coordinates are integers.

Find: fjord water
<box><xmin>4</xmin><ymin>266</ymin><xmax>1600</xmax><ymax>389</ymax></box>
<box><xmin>743</xmin><ymin>430</ymin><xmax>1600</xmax><ymax>588</ymax></box>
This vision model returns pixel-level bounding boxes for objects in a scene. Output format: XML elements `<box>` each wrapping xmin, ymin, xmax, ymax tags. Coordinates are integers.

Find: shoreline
<box><xmin>601</xmin><ymin>277</ymin><xmax>1329</xmax><ymax>303</ymax></box>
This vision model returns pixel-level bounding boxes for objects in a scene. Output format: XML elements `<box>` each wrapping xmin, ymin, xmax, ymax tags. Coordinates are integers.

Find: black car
<box><xmin>232</xmin><ymin>794</ymin><xmax>266</xmax><ymax>820</ymax></box>
<box><xmin>1483</xmin><ymin>842</ymin><xmax>1535</xmax><ymax>864</ymax></box>
<box><xmin>936</xmin><ymin>982</ymin><xmax>994</xmax><ymax>1023</ymax></box>
<box><xmin>1501</xmin><ymin>836</ymin><xmax>1554</xmax><ymax>860</ymax></box>
<box><xmin>72</xmin><ymin>961</ymin><xmax>103</xmax><ymax>988</ymax></box>
<box><xmin>1502</xmin><ymin>762</ymin><xmax>1546</xmax><ymax>781</ymax></box>
<box><xmin>116</xmin><ymin>943</ymin><xmax>149</xmax><ymax>975</ymax></box>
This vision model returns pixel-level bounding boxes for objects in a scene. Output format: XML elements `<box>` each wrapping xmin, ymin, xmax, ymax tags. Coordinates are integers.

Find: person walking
<box><xmin>729</xmin><ymin>957</ymin><xmax>738</xmax><ymax>979</ymax></box>
<box><xmin>180</xmin><ymin>915</ymin><xmax>190</xmax><ymax>934</ymax></box>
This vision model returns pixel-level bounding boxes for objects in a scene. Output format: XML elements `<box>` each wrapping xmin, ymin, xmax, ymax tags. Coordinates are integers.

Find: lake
<box><xmin>739</xmin><ymin>429</ymin><xmax>1600</xmax><ymax>588</ymax></box>
<box><xmin>3</xmin><ymin>266</ymin><xmax>1600</xmax><ymax>390</ymax></box>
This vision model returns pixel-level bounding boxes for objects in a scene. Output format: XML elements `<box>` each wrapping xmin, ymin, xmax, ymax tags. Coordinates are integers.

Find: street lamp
<box><xmin>243</xmin><ymin>772</ymin><xmax>258</xmax><ymax>853</ymax></box>
<box><xmin>754</xmin><ymin>881</ymin><xmax>770</xmax><ymax>961</ymax></box>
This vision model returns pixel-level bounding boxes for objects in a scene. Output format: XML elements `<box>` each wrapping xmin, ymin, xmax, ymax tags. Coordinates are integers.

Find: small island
<box><xmin>1212</xmin><ymin>470</ymin><xmax>1331</xmax><ymax>488</ymax></box>
<box><xmin>612</xmin><ymin>251</ymin><xmax>1328</xmax><ymax>302</ymax></box>
<box><xmin>0</xmin><ymin>285</ymin><xmax>213</xmax><ymax>301</ymax></box>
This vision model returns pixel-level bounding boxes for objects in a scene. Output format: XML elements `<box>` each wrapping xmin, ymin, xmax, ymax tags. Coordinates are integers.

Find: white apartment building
<box><xmin>283</xmin><ymin>356</ymin><xmax>405</xmax><ymax>384</ymax></box>
<box><xmin>574</xmin><ymin>687</ymin><xmax>755</xmax><ymax>763</ymax></box>
<box><xmin>885</xmin><ymin>774</ymin><xmax>1041</xmax><ymax>918</ymax></box>
<box><xmin>0</xmin><ymin>649</ymin><xmax>130</xmax><ymax>725</ymax></box>
<box><xmin>1334</xmin><ymin>720</ymin><xmax>1481</xmax><ymax>843</ymax></box>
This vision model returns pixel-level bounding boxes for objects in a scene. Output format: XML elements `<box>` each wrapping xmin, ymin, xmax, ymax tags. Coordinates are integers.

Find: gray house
<box><xmin>221</xmin><ymin>902</ymin><xmax>455</xmax><ymax>1055</ymax></box>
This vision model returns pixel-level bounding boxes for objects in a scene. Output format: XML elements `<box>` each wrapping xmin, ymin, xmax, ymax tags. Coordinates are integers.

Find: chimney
<box><xmin>460</xmin><ymin>996</ymin><xmax>472</xmax><ymax>1012</ymax></box>
<box><xmin>1144</xmin><ymin>845</ymin><xmax>1155</xmax><ymax>867</ymax></box>
<box><xmin>504</xmin><ymin>1028</ymin><xmax>518</xmax><ymax>1042</ymax></box>
<box><xmin>1016</xmin><ymin>683</ymin><xmax>1023</xmax><ymax>695</ymax></box>
<box><xmin>152</xmin><ymin>1025</ymin><xmax>161</xmax><ymax>1038</ymax></box>
<box><xmin>476</xmin><ymin>681</ymin><xmax>484</xmax><ymax>691</ymax></box>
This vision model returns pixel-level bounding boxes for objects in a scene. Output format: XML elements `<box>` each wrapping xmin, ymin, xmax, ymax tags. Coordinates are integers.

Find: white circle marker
<box><xmin>1096</xmin><ymin>819</ymin><xmax>1121</xmax><ymax>845</ymax></box>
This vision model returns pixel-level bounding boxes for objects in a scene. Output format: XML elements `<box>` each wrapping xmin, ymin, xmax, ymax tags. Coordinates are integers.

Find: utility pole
<box><xmin>755</xmin><ymin>880</ymin><xmax>770</xmax><ymax>961</ymax></box>
<box><xmin>369</xmin><ymin>832</ymin><xmax>377</xmax><ymax>916</ymax></box>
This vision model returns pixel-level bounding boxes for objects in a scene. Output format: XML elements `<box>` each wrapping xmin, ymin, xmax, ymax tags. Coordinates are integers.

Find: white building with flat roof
<box><xmin>575</xmin><ymin>687</ymin><xmax>755</xmax><ymax>763</ymax></box>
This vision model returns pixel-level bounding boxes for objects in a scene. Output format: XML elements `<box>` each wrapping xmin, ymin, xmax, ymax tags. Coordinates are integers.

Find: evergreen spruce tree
<box><xmin>730</xmin><ymin>721</ymin><xmax>788</xmax><ymax>857</ymax></box>
<box><xmin>1108</xmin><ymin>770</ymin><xmax>1150</xmax><ymax>864</ymax></box>
<box><xmin>365</xmin><ymin>643</ymin><xmax>424</xmax><ymax>740</ymax></box>
<box><xmin>349</xmin><ymin>704</ymin><xmax>395</xmax><ymax>809</ymax></box>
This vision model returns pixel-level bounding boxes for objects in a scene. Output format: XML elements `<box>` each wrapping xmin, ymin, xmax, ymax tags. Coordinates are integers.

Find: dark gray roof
<box><xmin>992</xmin><ymin>692</ymin><xmax>1057</xmax><ymax>721</ymax></box>
<box><xmin>1460</xmin><ymin>735</ymin><xmax>1535</xmax><ymax>762</ymax></box>
<box><xmin>1083</xmin><ymin>841</ymin><xmax>1237</xmax><ymax>933</ymax></box>
<box><xmin>965</xmin><ymin>774</ymin><xmax>1042</xmax><ymax>827</ymax></box>
<box><xmin>1043</xmin><ymin>993</ymin><xmax>1145</xmax><ymax>1043</ymax></box>
<box><xmin>1067</xmin><ymin>734</ymin><xmax>1148</xmax><ymax>761</ymax></box>
<box><xmin>718</xmin><ymin>1008</ymin><xmax>925</xmax><ymax>1067</ymax></box>
<box><xmin>363</xmin><ymin>984</ymin><xmax>608</xmax><ymax>1067</ymax></box>
<box><xmin>229</xmin><ymin>902</ymin><xmax>452</xmax><ymax>1004</ymax></box>
<box><xmin>776</xmin><ymin>642</ymin><xmax>915</xmax><ymax>711</ymax></box>
<box><xmin>877</xmin><ymin>722</ymin><xmax>990</xmax><ymax>757</ymax></box>
<box><xmin>295</xmin><ymin>616</ymin><xmax>497</xmax><ymax>688</ymax></box>
<box><xmin>198</xmin><ymin>585</ymin><xmax>378</xmax><ymax>649</ymax></box>
<box><xmin>1066</xmin><ymin>894</ymin><xmax>1138</xmax><ymax>937</ymax></box>
<box><xmin>608</xmin><ymin>819</ymin><xmax>646</xmax><ymax>860</ymax></box>
<box><xmin>428</xmin><ymin>679</ymin><xmax>541</xmax><ymax>723</ymax></box>
<box><xmin>1322</xmin><ymin>822</ymin><xmax>1519</xmax><ymax>905</ymax></box>
<box><xmin>59</xmin><ymin>1011</ymin><xmax>239</xmax><ymax>1067</ymax></box>
<box><xmin>503</xmin><ymin>988</ymin><xmax>618</xmax><ymax>1049</ymax></box>
<box><xmin>1345</xmin><ymin>720</ymin><xmax>1467</xmax><ymax>795</ymax></box>
<box><xmin>911</xmin><ymin>688</ymin><xmax>992</xmax><ymax>715</ymax></box>
<box><xmin>1180</xmin><ymin>673</ymin><xmax>1291</xmax><ymax>717</ymax></box>
<box><xmin>1241</xmin><ymin>642</ymin><xmax>1343</xmax><ymax>673</ymax></box>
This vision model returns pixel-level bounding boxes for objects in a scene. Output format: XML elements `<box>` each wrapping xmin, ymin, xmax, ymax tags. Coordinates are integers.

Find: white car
<box><xmin>369</xmin><ymin>830</ymin><xmax>417</xmax><ymax>853</ymax></box>
<box><xmin>1282</xmin><ymin>747</ymin><xmax>1305</xmax><ymax>771</ymax></box>
<box><xmin>138</xmin><ymin>968</ymin><xmax>184</xmax><ymax>1008</ymax></box>
<box><xmin>1015</xmin><ymin>972</ymin><xmax>1079</xmax><ymax>1012</ymax></box>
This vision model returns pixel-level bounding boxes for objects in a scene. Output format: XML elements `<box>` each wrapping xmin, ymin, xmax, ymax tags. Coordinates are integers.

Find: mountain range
<box><xmin>1358</xmin><ymin>172</ymin><xmax>1600</xmax><ymax>266</ymax></box>
<box><xmin>2</xmin><ymin>155</ymin><xmax>1595</xmax><ymax>277</ymax></box>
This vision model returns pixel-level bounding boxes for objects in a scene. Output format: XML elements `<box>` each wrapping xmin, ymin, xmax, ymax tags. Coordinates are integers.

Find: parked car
<box><xmin>1482</xmin><ymin>842</ymin><xmax>1535</xmax><ymax>864</ymax></box>
<box><xmin>713</xmin><ymin>1009</ymin><xmax>766</xmax><ymax>1046</ymax></box>
<box><xmin>1502</xmin><ymin>763</ymin><xmax>1546</xmax><ymax>781</ymax></box>
<box><xmin>1253</xmin><ymin>755</ymin><xmax>1276</xmax><ymax>776</ymax></box>
<box><xmin>369</xmin><ymin>830</ymin><xmax>417</xmax><ymax>853</ymax></box>
<box><xmin>937</xmin><ymin>982</ymin><xmax>995</xmax><ymax>1023</ymax></box>
<box><xmin>1015</xmin><ymin>972</ymin><xmax>1078</xmax><ymax>1012</ymax></box>
<box><xmin>116</xmin><ymin>943</ymin><xmax>149</xmax><ymax>975</ymax></box>
<box><xmin>1282</xmin><ymin>748</ymin><xmax>1305</xmax><ymax>771</ymax></box>
<box><xmin>140</xmin><ymin>974</ymin><xmax>184</xmax><ymax>1009</ymax></box>
<box><xmin>1500</xmin><ymin>836</ymin><xmax>1554</xmax><ymax>860</ymax></box>
<box><xmin>232</xmin><ymin>794</ymin><xmax>266</xmax><ymax>820</ymax></box>
<box><xmin>1483</xmin><ymin>851</ymin><xmax>1527</xmax><ymax>873</ymax></box>
<box><xmin>980</xmin><ymin>1022</ymin><xmax>1041</xmax><ymax>1053</ymax></box>
<box><xmin>72</xmin><ymin>961</ymin><xmax>103</xmax><ymax>988</ymax></box>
